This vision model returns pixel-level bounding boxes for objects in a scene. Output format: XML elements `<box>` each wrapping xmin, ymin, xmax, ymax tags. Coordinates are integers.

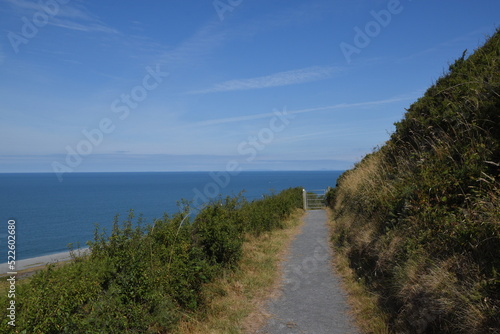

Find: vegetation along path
<box><xmin>258</xmin><ymin>209</ymin><xmax>359</xmax><ymax>334</ymax></box>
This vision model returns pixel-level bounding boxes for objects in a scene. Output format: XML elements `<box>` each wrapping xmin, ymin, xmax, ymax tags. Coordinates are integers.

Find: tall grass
<box><xmin>328</xmin><ymin>29</ymin><xmax>500</xmax><ymax>333</ymax></box>
<box><xmin>0</xmin><ymin>187</ymin><xmax>303</xmax><ymax>333</ymax></box>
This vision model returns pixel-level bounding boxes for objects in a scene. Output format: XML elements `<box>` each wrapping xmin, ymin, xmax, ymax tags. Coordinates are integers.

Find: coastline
<box><xmin>0</xmin><ymin>249</ymin><xmax>89</xmax><ymax>275</ymax></box>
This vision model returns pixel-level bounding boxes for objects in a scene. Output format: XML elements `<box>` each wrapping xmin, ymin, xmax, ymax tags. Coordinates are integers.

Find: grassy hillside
<box><xmin>1</xmin><ymin>188</ymin><xmax>303</xmax><ymax>333</ymax></box>
<box><xmin>328</xmin><ymin>30</ymin><xmax>499</xmax><ymax>333</ymax></box>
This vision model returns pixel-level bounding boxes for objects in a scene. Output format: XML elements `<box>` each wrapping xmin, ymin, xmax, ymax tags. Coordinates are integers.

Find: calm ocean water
<box><xmin>0</xmin><ymin>171</ymin><xmax>342</xmax><ymax>261</ymax></box>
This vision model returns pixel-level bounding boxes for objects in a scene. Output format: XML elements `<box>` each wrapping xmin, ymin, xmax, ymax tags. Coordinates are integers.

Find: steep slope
<box><xmin>329</xmin><ymin>30</ymin><xmax>499</xmax><ymax>333</ymax></box>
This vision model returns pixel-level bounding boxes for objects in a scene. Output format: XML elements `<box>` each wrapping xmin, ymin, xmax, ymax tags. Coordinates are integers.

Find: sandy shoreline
<box><xmin>0</xmin><ymin>249</ymin><xmax>89</xmax><ymax>275</ymax></box>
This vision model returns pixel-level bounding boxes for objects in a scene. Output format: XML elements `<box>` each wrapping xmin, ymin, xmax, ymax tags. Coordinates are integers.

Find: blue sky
<box><xmin>0</xmin><ymin>0</ymin><xmax>498</xmax><ymax>174</ymax></box>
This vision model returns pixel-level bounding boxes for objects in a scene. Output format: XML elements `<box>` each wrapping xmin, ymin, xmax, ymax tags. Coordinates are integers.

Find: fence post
<box><xmin>302</xmin><ymin>188</ymin><xmax>307</xmax><ymax>210</ymax></box>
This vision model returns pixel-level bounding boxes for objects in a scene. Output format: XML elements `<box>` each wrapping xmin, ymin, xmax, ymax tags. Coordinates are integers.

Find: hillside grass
<box><xmin>0</xmin><ymin>187</ymin><xmax>304</xmax><ymax>333</ymax></box>
<box><xmin>325</xmin><ymin>209</ymin><xmax>391</xmax><ymax>334</ymax></box>
<box><xmin>328</xmin><ymin>29</ymin><xmax>500</xmax><ymax>333</ymax></box>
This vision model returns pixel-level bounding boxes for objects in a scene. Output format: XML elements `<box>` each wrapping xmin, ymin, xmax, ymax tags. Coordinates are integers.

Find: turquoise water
<box><xmin>0</xmin><ymin>171</ymin><xmax>342</xmax><ymax>261</ymax></box>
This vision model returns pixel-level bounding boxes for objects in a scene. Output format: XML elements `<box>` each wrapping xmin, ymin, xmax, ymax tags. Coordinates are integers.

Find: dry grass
<box><xmin>394</xmin><ymin>255</ymin><xmax>497</xmax><ymax>334</ymax></box>
<box><xmin>326</xmin><ymin>209</ymin><xmax>391</xmax><ymax>334</ymax></box>
<box><xmin>335</xmin><ymin>153</ymin><xmax>394</xmax><ymax>211</ymax></box>
<box><xmin>175</xmin><ymin>209</ymin><xmax>304</xmax><ymax>334</ymax></box>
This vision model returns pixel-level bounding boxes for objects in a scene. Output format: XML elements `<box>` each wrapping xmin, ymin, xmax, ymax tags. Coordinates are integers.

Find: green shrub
<box><xmin>0</xmin><ymin>187</ymin><xmax>303</xmax><ymax>333</ymax></box>
<box><xmin>193</xmin><ymin>196</ymin><xmax>245</xmax><ymax>269</ymax></box>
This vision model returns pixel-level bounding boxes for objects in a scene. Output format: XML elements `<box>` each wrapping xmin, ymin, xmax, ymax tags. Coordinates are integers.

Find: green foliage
<box><xmin>0</xmin><ymin>187</ymin><xmax>303</xmax><ymax>333</ymax></box>
<box><xmin>325</xmin><ymin>187</ymin><xmax>337</xmax><ymax>208</ymax></box>
<box><xmin>240</xmin><ymin>187</ymin><xmax>303</xmax><ymax>234</ymax></box>
<box><xmin>330</xmin><ymin>30</ymin><xmax>500</xmax><ymax>333</ymax></box>
<box><xmin>193</xmin><ymin>196</ymin><xmax>245</xmax><ymax>269</ymax></box>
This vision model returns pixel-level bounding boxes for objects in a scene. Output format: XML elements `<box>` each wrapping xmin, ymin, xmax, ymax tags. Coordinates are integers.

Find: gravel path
<box><xmin>259</xmin><ymin>209</ymin><xmax>359</xmax><ymax>334</ymax></box>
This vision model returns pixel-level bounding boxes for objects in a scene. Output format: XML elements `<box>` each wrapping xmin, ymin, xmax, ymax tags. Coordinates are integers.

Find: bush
<box><xmin>193</xmin><ymin>196</ymin><xmax>244</xmax><ymax>269</ymax></box>
<box><xmin>0</xmin><ymin>187</ymin><xmax>303</xmax><ymax>333</ymax></box>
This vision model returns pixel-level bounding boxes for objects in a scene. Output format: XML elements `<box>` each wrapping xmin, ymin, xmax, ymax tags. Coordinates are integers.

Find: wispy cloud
<box><xmin>0</xmin><ymin>44</ymin><xmax>5</xmax><ymax>64</ymax></box>
<box><xmin>398</xmin><ymin>28</ymin><xmax>487</xmax><ymax>63</ymax></box>
<box><xmin>193</xmin><ymin>94</ymin><xmax>417</xmax><ymax>127</ymax></box>
<box><xmin>157</xmin><ymin>21</ymin><xmax>228</xmax><ymax>67</ymax></box>
<box><xmin>278</xmin><ymin>129</ymin><xmax>386</xmax><ymax>145</ymax></box>
<box><xmin>288</xmin><ymin>96</ymin><xmax>414</xmax><ymax>115</ymax></box>
<box><xmin>190</xmin><ymin>65</ymin><xmax>341</xmax><ymax>94</ymax></box>
<box><xmin>156</xmin><ymin>3</ymin><xmax>334</xmax><ymax>71</ymax></box>
<box><xmin>2</xmin><ymin>0</ymin><xmax>118</xmax><ymax>35</ymax></box>
<box><xmin>3</xmin><ymin>0</ymin><xmax>45</xmax><ymax>11</ymax></box>
<box><xmin>49</xmin><ymin>19</ymin><xmax>118</xmax><ymax>34</ymax></box>
<box><xmin>230</xmin><ymin>1</ymin><xmax>335</xmax><ymax>41</ymax></box>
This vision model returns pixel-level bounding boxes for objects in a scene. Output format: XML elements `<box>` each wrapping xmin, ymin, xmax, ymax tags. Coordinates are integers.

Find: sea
<box><xmin>0</xmin><ymin>171</ymin><xmax>342</xmax><ymax>262</ymax></box>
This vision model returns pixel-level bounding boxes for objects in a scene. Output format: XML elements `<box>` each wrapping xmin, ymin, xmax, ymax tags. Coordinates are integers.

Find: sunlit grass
<box><xmin>175</xmin><ymin>210</ymin><xmax>304</xmax><ymax>334</ymax></box>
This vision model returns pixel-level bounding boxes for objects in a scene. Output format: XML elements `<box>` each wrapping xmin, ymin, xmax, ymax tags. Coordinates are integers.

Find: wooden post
<box><xmin>303</xmin><ymin>188</ymin><xmax>307</xmax><ymax>210</ymax></box>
